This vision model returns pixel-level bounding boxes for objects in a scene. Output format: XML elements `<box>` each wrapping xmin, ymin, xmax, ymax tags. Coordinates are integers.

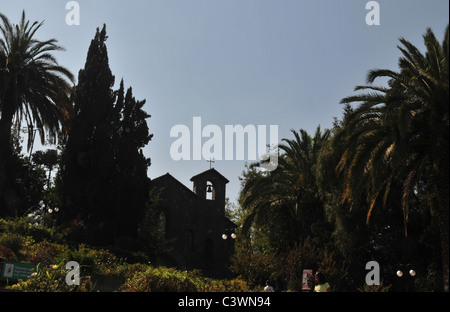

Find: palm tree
<box><xmin>338</xmin><ymin>25</ymin><xmax>449</xmax><ymax>291</ymax></box>
<box><xmin>0</xmin><ymin>11</ymin><xmax>74</xmax><ymax>215</ymax></box>
<box><xmin>240</xmin><ymin>127</ymin><xmax>330</xmax><ymax>249</ymax></box>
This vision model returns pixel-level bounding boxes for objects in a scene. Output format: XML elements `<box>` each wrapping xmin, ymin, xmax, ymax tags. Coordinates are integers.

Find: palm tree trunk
<box><xmin>0</xmin><ymin>88</ymin><xmax>16</xmax><ymax>215</ymax></box>
<box><xmin>0</xmin><ymin>115</ymin><xmax>13</xmax><ymax>214</ymax></box>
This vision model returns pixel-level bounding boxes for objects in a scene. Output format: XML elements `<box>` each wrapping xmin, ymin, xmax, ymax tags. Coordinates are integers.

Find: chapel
<box><xmin>149</xmin><ymin>168</ymin><xmax>237</xmax><ymax>278</ymax></box>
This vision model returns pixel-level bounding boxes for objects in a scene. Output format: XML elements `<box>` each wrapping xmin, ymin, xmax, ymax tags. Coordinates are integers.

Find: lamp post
<box><xmin>222</xmin><ymin>229</ymin><xmax>236</xmax><ymax>268</ymax></box>
<box><xmin>48</xmin><ymin>207</ymin><xmax>59</xmax><ymax>228</ymax></box>
<box><xmin>396</xmin><ymin>264</ymin><xmax>416</xmax><ymax>292</ymax></box>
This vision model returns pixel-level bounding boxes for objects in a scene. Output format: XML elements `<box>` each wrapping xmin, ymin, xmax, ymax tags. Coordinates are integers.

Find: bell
<box><xmin>206</xmin><ymin>185</ymin><xmax>213</xmax><ymax>193</ymax></box>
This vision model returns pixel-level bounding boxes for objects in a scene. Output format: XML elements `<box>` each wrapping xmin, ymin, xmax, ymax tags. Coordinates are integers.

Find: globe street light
<box><xmin>396</xmin><ymin>264</ymin><xmax>416</xmax><ymax>292</ymax></box>
<box><xmin>222</xmin><ymin>229</ymin><xmax>236</xmax><ymax>269</ymax></box>
<box><xmin>222</xmin><ymin>233</ymin><xmax>237</xmax><ymax>240</ymax></box>
<box><xmin>48</xmin><ymin>206</ymin><xmax>59</xmax><ymax>228</ymax></box>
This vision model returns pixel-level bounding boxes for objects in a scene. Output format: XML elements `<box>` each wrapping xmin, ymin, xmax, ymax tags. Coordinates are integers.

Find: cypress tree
<box><xmin>114</xmin><ymin>82</ymin><xmax>153</xmax><ymax>246</ymax></box>
<box><xmin>57</xmin><ymin>25</ymin><xmax>152</xmax><ymax>246</ymax></box>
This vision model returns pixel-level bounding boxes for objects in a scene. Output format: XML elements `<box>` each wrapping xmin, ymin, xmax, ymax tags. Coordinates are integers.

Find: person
<box><xmin>314</xmin><ymin>271</ymin><xmax>331</xmax><ymax>292</ymax></box>
<box><xmin>264</xmin><ymin>280</ymin><xmax>274</xmax><ymax>292</ymax></box>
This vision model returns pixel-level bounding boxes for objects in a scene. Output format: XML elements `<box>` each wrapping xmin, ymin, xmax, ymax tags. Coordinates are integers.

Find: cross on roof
<box><xmin>207</xmin><ymin>158</ymin><xmax>215</xmax><ymax>169</ymax></box>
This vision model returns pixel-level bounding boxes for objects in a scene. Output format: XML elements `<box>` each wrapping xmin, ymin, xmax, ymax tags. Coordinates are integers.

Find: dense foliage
<box><xmin>56</xmin><ymin>25</ymin><xmax>153</xmax><ymax>247</ymax></box>
<box><xmin>234</xmin><ymin>25</ymin><xmax>448</xmax><ymax>291</ymax></box>
<box><xmin>1</xmin><ymin>11</ymin><xmax>73</xmax><ymax>217</ymax></box>
<box><xmin>0</xmin><ymin>217</ymin><xmax>254</xmax><ymax>292</ymax></box>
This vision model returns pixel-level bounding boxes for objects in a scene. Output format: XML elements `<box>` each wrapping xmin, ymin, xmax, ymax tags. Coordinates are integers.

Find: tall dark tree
<box><xmin>337</xmin><ymin>25</ymin><xmax>449</xmax><ymax>291</ymax></box>
<box><xmin>240</xmin><ymin>127</ymin><xmax>331</xmax><ymax>251</ymax></box>
<box><xmin>57</xmin><ymin>25</ymin><xmax>152</xmax><ymax>247</ymax></box>
<box><xmin>112</xmin><ymin>81</ymin><xmax>153</xmax><ymax>245</ymax></box>
<box><xmin>58</xmin><ymin>25</ymin><xmax>118</xmax><ymax>244</ymax></box>
<box><xmin>0</xmin><ymin>11</ymin><xmax>73</xmax><ymax>216</ymax></box>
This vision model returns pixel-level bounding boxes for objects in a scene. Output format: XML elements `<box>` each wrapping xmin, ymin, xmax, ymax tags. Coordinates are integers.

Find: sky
<box><xmin>1</xmin><ymin>0</ymin><xmax>449</xmax><ymax>205</ymax></box>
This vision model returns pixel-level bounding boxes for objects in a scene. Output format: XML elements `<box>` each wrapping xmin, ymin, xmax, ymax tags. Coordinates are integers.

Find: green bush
<box><xmin>29</xmin><ymin>241</ymin><xmax>66</xmax><ymax>266</ymax></box>
<box><xmin>0</xmin><ymin>217</ymin><xmax>49</xmax><ymax>239</ymax></box>
<box><xmin>0</xmin><ymin>244</ymin><xmax>15</xmax><ymax>261</ymax></box>
<box><xmin>1</xmin><ymin>217</ymin><xmax>256</xmax><ymax>293</ymax></box>
<box><xmin>230</xmin><ymin>249</ymin><xmax>278</xmax><ymax>288</ymax></box>
<box><xmin>113</xmin><ymin>263</ymin><xmax>151</xmax><ymax>280</ymax></box>
<box><xmin>0</xmin><ymin>232</ymin><xmax>26</xmax><ymax>255</ymax></box>
<box><xmin>202</xmin><ymin>278</ymin><xmax>255</xmax><ymax>292</ymax></box>
<box><xmin>26</xmin><ymin>225</ymin><xmax>53</xmax><ymax>242</ymax></box>
<box><xmin>120</xmin><ymin>266</ymin><xmax>198</xmax><ymax>292</ymax></box>
<box><xmin>278</xmin><ymin>238</ymin><xmax>348</xmax><ymax>291</ymax></box>
<box><xmin>119</xmin><ymin>266</ymin><xmax>254</xmax><ymax>292</ymax></box>
<box><xmin>8</xmin><ymin>263</ymin><xmax>94</xmax><ymax>292</ymax></box>
<box><xmin>54</xmin><ymin>244</ymin><xmax>118</xmax><ymax>275</ymax></box>
<box><xmin>0</xmin><ymin>217</ymin><xmax>30</xmax><ymax>235</ymax></box>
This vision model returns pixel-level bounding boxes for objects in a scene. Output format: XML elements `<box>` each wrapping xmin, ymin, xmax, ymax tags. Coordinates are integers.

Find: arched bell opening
<box><xmin>206</xmin><ymin>181</ymin><xmax>214</xmax><ymax>200</ymax></box>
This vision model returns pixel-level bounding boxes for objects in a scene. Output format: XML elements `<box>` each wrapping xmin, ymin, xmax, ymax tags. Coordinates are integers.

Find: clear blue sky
<box><xmin>1</xmin><ymin>0</ymin><xmax>448</xmax><ymax>204</ymax></box>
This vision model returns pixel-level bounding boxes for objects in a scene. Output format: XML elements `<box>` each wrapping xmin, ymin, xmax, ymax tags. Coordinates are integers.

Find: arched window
<box><xmin>206</xmin><ymin>181</ymin><xmax>214</xmax><ymax>200</ymax></box>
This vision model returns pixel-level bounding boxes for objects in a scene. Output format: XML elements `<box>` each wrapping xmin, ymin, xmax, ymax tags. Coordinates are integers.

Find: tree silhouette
<box><xmin>338</xmin><ymin>25</ymin><xmax>449</xmax><ymax>291</ymax></box>
<box><xmin>0</xmin><ymin>11</ymin><xmax>73</xmax><ymax>216</ymax></box>
<box><xmin>240</xmin><ymin>127</ymin><xmax>331</xmax><ymax>251</ymax></box>
<box><xmin>57</xmin><ymin>25</ymin><xmax>152</xmax><ymax>247</ymax></box>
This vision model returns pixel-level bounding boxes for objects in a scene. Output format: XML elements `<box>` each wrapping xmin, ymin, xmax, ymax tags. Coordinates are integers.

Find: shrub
<box><xmin>29</xmin><ymin>241</ymin><xmax>66</xmax><ymax>266</ymax></box>
<box><xmin>119</xmin><ymin>266</ymin><xmax>254</xmax><ymax>292</ymax></box>
<box><xmin>120</xmin><ymin>266</ymin><xmax>198</xmax><ymax>292</ymax></box>
<box><xmin>54</xmin><ymin>245</ymin><xmax>118</xmax><ymax>275</ymax></box>
<box><xmin>223</xmin><ymin>279</ymin><xmax>254</xmax><ymax>292</ymax></box>
<box><xmin>0</xmin><ymin>233</ymin><xmax>26</xmax><ymax>255</ymax></box>
<box><xmin>114</xmin><ymin>263</ymin><xmax>151</xmax><ymax>280</ymax></box>
<box><xmin>0</xmin><ymin>217</ymin><xmax>51</xmax><ymax>241</ymax></box>
<box><xmin>202</xmin><ymin>278</ymin><xmax>254</xmax><ymax>292</ymax></box>
<box><xmin>230</xmin><ymin>249</ymin><xmax>278</xmax><ymax>288</ymax></box>
<box><xmin>8</xmin><ymin>263</ymin><xmax>94</xmax><ymax>292</ymax></box>
<box><xmin>26</xmin><ymin>225</ymin><xmax>53</xmax><ymax>243</ymax></box>
<box><xmin>0</xmin><ymin>244</ymin><xmax>15</xmax><ymax>261</ymax></box>
<box><xmin>280</xmin><ymin>238</ymin><xmax>348</xmax><ymax>291</ymax></box>
<box><xmin>0</xmin><ymin>217</ymin><xmax>30</xmax><ymax>235</ymax></box>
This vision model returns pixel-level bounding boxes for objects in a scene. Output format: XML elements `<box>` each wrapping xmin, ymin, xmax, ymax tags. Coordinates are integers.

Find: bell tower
<box><xmin>190</xmin><ymin>168</ymin><xmax>229</xmax><ymax>212</ymax></box>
